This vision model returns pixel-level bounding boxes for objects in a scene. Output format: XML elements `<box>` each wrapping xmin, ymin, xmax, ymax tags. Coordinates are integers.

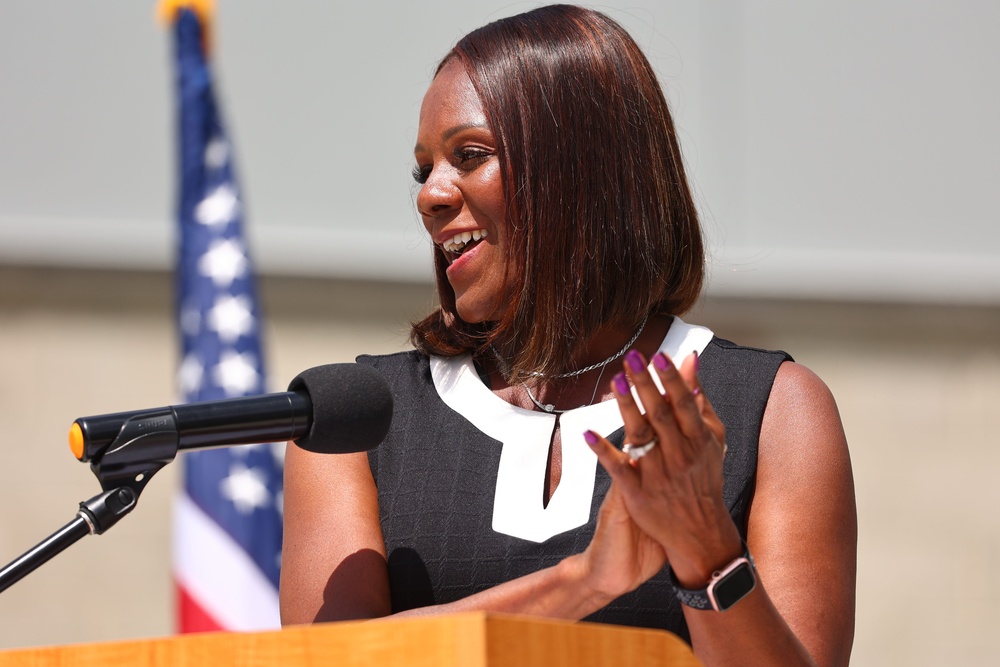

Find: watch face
<box><xmin>710</xmin><ymin>561</ymin><xmax>756</xmax><ymax>611</ymax></box>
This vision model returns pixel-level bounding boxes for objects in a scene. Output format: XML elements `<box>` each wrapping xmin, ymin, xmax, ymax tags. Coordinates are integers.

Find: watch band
<box><xmin>668</xmin><ymin>545</ymin><xmax>757</xmax><ymax>612</ymax></box>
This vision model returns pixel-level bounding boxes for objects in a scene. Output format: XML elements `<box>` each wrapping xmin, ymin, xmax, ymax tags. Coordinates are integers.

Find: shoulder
<box><xmin>697</xmin><ymin>336</ymin><xmax>792</xmax><ymax>425</ymax></box>
<box><xmin>764</xmin><ymin>361</ymin><xmax>845</xmax><ymax>451</ymax></box>
<box><xmin>702</xmin><ymin>336</ymin><xmax>793</xmax><ymax>369</ymax></box>
<box><xmin>356</xmin><ymin>350</ymin><xmax>431</xmax><ymax>388</ymax></box>
<box><xmin>759</xmin><ymin>360</ymin><xmax>852</xmax><ymax>498</ymax></box>
<box><xmin>357</xmin><ymin>349</ymin><xmax>427</xmax><ymax>371</ymax></box>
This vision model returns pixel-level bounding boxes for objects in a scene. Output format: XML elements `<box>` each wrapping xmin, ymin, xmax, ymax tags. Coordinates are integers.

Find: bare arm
<box><xmin>684</xmin><ymin>362</ymin><xmax>856</xmax><ymax>666</ymax></box>
<box><xmin>279</xmin><ymin>448</ymin><xmax>391</xmax><ymax>623</ymax></box>
<box><xmin>587</xmin><ymin>354</ymin><xmax>856</xmax><ymax>667</ymax></box>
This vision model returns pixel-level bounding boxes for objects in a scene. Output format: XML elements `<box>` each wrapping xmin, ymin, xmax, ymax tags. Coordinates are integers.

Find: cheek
<box><xmin>476</xmin><ymin>165</ymin><xmax>508</xmax><ymax>226</ymax></box>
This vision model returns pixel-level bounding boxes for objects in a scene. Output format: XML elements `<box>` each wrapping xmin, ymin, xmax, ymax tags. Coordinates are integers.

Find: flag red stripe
<box><xmin>177</xmin><ymin>583</ymin><xmax>226</xmax><ymax>633</ymax></box>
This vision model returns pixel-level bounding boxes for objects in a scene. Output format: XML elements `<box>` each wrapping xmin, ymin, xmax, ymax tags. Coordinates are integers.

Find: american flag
<box><xmin>169</xmin><ymin>7</ymin><xmax>283</xmax><ymax>632</ymax></box>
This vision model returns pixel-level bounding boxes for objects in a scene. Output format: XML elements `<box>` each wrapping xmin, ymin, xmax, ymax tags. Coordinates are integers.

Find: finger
<box><xmin>622</xmin><ymin>351</ymin><xmax>692</xmax><ymax>463</ymax></box>
<box><xmin>649</xmin><ymin>351</ymin><xmax>710</xmax><ymax>446</ymax></box>
<box><xmin>610</xmin><ymin>370</ymin><xmax>678</xmax><ymax>478</ymax></box>
<box><xmin>610</xmin><ymin>371</ymin><xmax>660</xmax><ymax>452</ymax></box>
<box><xmin>622</xmin><ymin>350</ymin><xmax>671</xmax><ymax>424</ymax></box>
<box><xmin>584</xmin><ymin>430</ymin><xmax>641</xmax><ymax>487</ymax></box>
<box><xmin>677</xmin><ymin>352</ymin><xmax>726</xmax><ymax>446</ymax></box>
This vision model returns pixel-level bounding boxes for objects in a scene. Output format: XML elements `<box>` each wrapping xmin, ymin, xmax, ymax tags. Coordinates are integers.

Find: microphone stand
<box><xmin>0</xmin><ymin>487</ymin><xmax>139</xmax><ymax>593</ymax></box>
<box><xmin>0</xmin><ymin>413</ymin><xmax>179</xmax><ymax>593</ymax></box>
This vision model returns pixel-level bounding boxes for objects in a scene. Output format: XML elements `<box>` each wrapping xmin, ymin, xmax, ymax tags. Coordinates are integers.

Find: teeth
<box><xmin>442</xmin><ymin>229</ymin><xmax>488</xmax><ymax>253</ymax></box>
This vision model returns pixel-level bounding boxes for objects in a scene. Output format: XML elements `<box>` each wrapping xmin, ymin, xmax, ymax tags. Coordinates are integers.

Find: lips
<box><xmin>443</xmin><ymin>229</ymin><xmax>489</xmax><ymax>282</ymax></box>
<box><xmin>438</xmin><ymin>228</ymin><xmax>489</xmax><ymax>268</ymax></box>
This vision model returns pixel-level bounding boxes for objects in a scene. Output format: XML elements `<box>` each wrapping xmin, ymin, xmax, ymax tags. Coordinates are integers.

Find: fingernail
<box><xmin>625</xmin><ymin>350</ymin><xmax>645</xmax><ymax>372</ymax></box>
<box><xmin>692</xmin><ymin>387</ymin><xmax>701</xmax><ymax>396</ymax></box>
<box><xmin>613</xmin><ymin>372</ymin><xmax>630</xmax><ymax>395</ymax></box>
<box><xmin>584</xmin><ymin>430</ymin><xmax>599</xmax><ymax>446</ymax></box>
<box><xmin>693</xmin><ymin>350</ymin><xmax>700</xmax><ymax>373</ymax></box>
<box><xmin>653</xmin><ymin>352</ymin><xmax>672</xmax><ymax>371</ymax></box>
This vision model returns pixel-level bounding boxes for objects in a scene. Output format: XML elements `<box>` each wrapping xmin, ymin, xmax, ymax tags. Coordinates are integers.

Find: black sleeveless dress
<box><xmin>360</xmin><ymin>336</ymin><xmax>789</xmax><ymax>643</ymax></box>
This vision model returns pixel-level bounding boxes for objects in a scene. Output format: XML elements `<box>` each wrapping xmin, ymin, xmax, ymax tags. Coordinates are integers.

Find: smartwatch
<box><xmin>669</xmin><ymin>546</ymin><xmax>757</xmax><ymax>612</ymax></box>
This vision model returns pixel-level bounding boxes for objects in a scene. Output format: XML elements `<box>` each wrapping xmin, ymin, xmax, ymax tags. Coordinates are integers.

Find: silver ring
<box><xmin>623</xmin><ymin>438</ymin><xmax>658</xmax><ymax>461</ymax></box>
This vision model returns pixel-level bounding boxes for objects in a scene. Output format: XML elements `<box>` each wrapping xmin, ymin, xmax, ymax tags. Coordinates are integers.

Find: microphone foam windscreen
<box><xmin>287</xmin><ymin>363</ymin><xmax>393</xmax><ymax>454</ymax></box>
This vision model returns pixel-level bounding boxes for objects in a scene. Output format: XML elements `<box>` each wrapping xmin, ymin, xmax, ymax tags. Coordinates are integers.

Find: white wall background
<box><xmin>1</xmin><ymin>269</ymin><xmax>998</xmax><ymax>665</ymax></box>
<box><xmin>1</xmin><ymin>1</ymin><xmax>997</xmax><ymax>300</ymax></box>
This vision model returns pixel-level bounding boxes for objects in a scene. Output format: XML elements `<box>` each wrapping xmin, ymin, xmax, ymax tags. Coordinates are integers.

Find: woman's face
<box><xmin>414</xmin><ymin>59</ymin><xmax>509</xmax><ymax>324</ymax></box>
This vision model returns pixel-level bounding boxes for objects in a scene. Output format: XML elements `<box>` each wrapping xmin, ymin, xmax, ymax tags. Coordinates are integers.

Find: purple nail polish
<box><xmin>693</xmin><ymin>350</ymin><xmax>700</xmax><ymax>373</ymax></box>
<box><xmin>613</xmin><ymin>372</ymin><xmax>630</xmax><ymax>395</ymax></box>
<box><xmin>584</xmin><ymin>431</ymin><xmax>599</xmax><ymax>446</ymax></box>
<box><xmin>692</xmin><ymin>387</ymin><xmax>701</xmax><ymax>397</ymax></box>
<box><xmin>653</xmin><ymin>352</ymin><xmax>672</xmax><ymax>371</ymax></box>
<box><xmin>625</xmin><ymin>350</ymin><xmax>645</xmax><ymax>372</ymax></box>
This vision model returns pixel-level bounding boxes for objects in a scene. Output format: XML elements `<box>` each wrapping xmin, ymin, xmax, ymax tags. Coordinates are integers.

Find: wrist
<box><xmin>558</xmin><ymin>553</ymin><xmax>617</xmax><ymax>614</ymax></box>
<box><xmin>668</xmin><ymin>543</ymin><xmax>757</xmax><ymax>612</ymax></box>
<box><xmin>666</xmin><ymin>527</ymin><xmax>744</xmax><ymax>589</ymax></box>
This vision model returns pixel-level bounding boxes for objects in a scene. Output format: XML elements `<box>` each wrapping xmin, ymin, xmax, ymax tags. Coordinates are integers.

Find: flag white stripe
<box><xmin>172</xmin><ymin>492</ymin><xmax>281</xmax><ymax>631</ymax></box>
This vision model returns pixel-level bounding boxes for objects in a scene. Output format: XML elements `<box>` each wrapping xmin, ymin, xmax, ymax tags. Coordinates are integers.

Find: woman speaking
<box><xmin>280</xmin><ymin>6</ymin><xmax>856</xmax><ymax>666</ymax></box>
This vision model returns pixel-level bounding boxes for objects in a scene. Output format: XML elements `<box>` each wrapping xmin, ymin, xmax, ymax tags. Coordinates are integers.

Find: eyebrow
<box><xmin>414</xmin><ymin>121</ymin><xmax>490</xmax><ymax>153</ymax></box>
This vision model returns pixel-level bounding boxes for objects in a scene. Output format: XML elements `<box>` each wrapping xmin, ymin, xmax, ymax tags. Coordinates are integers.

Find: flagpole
<box><xmin>165</xmin><ymin>1</ymin><xmax>284</xmax><ymax>633</ymax></box>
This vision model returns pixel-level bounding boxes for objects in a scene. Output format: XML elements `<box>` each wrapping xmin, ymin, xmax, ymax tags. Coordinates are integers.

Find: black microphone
<box><xmin>69</xmin><ymin>363</ymin><xmax>393</xmax><ymax>464</ymax></box>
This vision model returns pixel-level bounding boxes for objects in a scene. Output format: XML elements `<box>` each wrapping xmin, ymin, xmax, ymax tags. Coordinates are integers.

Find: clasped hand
<box><xmin>580</xmin><ymin>349</ymin><xmax>744</xmax><ymax>599</ymax></box>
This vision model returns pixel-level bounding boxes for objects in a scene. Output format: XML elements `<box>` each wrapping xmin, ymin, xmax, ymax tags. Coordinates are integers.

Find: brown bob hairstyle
<box><xmin>410</xmin><ymin>4</ymin><xmax>703</xmax><ymax>381</ymax></box>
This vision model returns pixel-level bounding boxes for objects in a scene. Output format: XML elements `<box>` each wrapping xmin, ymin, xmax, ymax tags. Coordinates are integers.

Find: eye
<box><xmin>412</xmin><ymin>164</ymin><xmax>431</xmax><ymax>184</ymax></box>
<box><xmin>453</xmin><ymin>147</ymin><xmax>493</xmax><ymax>169</ymax></box>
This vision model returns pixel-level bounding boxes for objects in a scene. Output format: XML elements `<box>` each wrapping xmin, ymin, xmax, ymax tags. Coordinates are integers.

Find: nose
<box><xmin>416</xmin><ymin>165</ymin><xmax>462</xmax><ymax>221</ymax></box>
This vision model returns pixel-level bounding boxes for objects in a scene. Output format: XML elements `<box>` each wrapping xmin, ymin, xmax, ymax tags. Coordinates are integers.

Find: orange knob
<box><xmin>69</xmin><ymin>422</ymin><xmax>85</xmax><ymax>461</ymax></box>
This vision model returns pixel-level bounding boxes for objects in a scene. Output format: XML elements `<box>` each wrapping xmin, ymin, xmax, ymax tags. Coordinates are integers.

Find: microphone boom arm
<box><xmin>0</xmin><ymin>486</ymin><xmax>139</xmax><ymax>594</ymax></box>
<box><xmin>0</xmin><ymin>410</ymin><xmax>187</xmax><ymax>594</ymax></box>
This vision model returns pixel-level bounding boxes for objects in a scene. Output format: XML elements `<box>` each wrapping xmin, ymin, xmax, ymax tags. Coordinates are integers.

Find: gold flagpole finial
<box><xmin>157</xmin><ymin>0</ymin><xmax>216</xmax><ymax>54</ymax></box>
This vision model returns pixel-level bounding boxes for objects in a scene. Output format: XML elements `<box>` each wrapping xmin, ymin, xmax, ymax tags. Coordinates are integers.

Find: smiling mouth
<box><xmin>441</xmin><ymin>229</ymin><xmax>488</xmax><ymax>257</ymax></box>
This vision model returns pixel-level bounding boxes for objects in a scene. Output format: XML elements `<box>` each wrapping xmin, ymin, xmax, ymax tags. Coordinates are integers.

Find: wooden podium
<box><xmin>0</xmin><ymin>612</ymin><xmax>701</xmax><ymax>666</ymax></box>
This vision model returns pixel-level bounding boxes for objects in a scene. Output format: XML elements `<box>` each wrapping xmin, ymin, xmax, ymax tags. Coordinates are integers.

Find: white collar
<box><xmin>429</xmin><ymin>317</ymin><xmax>714</xmax><ymax>543</ymax></box>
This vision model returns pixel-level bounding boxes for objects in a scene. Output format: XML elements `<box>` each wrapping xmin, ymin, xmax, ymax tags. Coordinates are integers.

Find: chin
<box><xmin>453</xmin><ymin>297</ymin><xmax>501</xmax><ymax>325</ymax></box>
<box><xmin>454</xmin><ymin>307</ymin><xmax>491</xmax><ymax>325</ymax></box>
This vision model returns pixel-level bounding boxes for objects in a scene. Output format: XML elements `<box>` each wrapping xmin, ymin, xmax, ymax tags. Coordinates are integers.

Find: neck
<box><xmin>486</xmin><ymin>314</ymin><xmax>674</xmax><ymax>412</ymax></box>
